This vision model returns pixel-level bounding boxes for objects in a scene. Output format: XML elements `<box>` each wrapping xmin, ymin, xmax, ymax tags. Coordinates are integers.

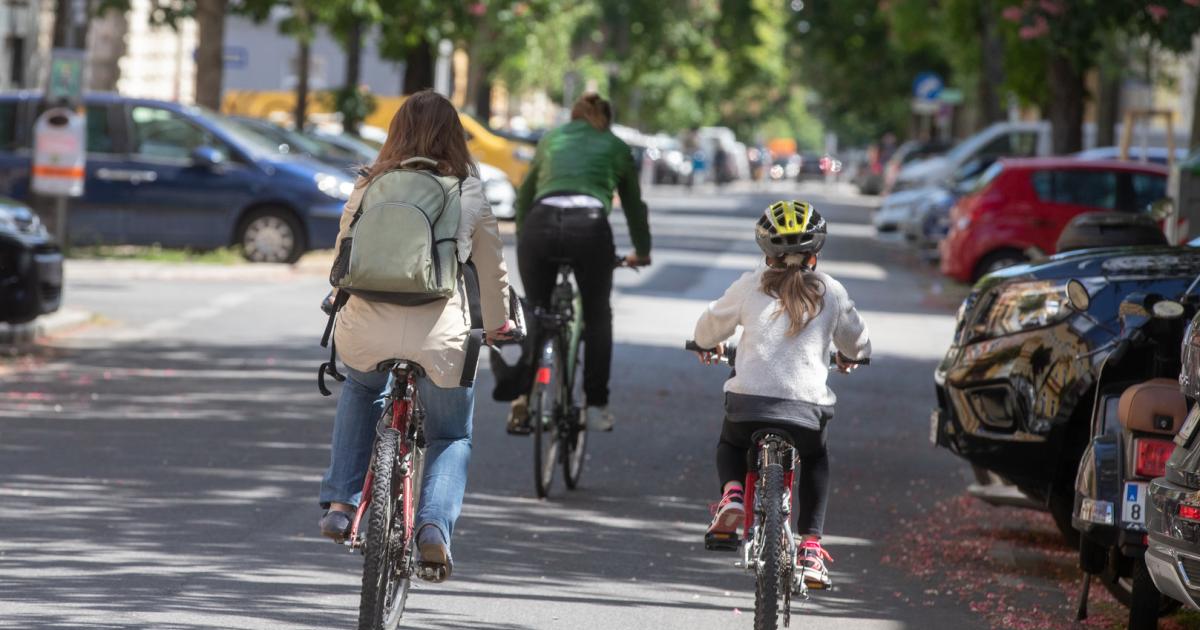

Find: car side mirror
<box><xmin>1066</xmin><ymin>279</ymin><xmax>1090</xmax><ymax>311</ymax></box>
<box><xmin>191</xmin><ymin>146</ymin><xmax>224</xmax><ymax>169</ymax></box>
<box><xmin>1149</xmin><ymin>197</ymin><xmax>1174</xmax><ymax>221</ymax></box>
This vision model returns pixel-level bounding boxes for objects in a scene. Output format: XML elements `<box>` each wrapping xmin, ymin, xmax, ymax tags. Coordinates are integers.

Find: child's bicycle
<box><xmin>685</xmin><ymin>340</ymin><xmax>868</xmax><ymax>630</ymax></box>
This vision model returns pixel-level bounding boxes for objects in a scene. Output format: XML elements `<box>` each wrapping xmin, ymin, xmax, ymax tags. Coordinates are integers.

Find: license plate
<box><xmin>1177</xmin><ymin>406</ymin><xmax>1200</xmax><ymax>447</ymax></box>
<box><xmin>1122</xmin><ymin>481</ymin><xmax>1148</xmax><ymax>528</ymax></box>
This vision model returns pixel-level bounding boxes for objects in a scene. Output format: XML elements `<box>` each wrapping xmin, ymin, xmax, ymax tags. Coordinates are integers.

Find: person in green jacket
<box><xmin>507</xmin><ymin>93</ymin><xmax>652</xmax><ymax>434</ymax></box>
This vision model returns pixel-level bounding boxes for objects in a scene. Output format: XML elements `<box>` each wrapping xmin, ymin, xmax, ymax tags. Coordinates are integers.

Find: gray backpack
<box><xmin>329</xmin><ymin>157</ymin><xmax>463</xmax><ymax>304</ymax></box>
<box><xmin>318</xmin><ymin>157</ymin><xmax>485</xmax><ymax>394</ymax></box>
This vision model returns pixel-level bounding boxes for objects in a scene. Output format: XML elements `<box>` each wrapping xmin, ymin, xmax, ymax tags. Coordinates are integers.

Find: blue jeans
<box><xmin>319</xmin><ymin>365</ymin><xmax>474</xmax><ymax>546</ymax></box>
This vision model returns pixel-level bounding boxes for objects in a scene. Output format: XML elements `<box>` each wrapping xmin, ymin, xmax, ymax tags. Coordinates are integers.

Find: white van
<box><xmin>891</xmin><ymin>121</ymin><xmax>1052</xmax><ymax>192</ymax></box>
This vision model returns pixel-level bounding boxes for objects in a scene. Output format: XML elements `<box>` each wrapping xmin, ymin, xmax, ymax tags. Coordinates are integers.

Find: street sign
<box><xmin>46</xmin><ymin>49</ymin><xmax>86</xmax><ymax>106</ymax></box>
<box><xmin>31</xmin><ymin>108</ymin><xmax>86</xmax><ymax>198</ymax></box>
<box><xmin>912</xmin><ymin>72</ymin><xmax>944</xmax><ymax>101</ymax></box>
<box><xmin>937</xmin><ymin>87</ymin><xmax>964</xmax><ymax>105</ymax></box>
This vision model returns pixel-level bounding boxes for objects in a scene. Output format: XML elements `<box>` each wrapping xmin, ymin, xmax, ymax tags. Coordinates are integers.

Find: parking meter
<box><xmin>32</xmin><ymin>107</ymin><xmax>86</xmax><ymax>198</ymax></box>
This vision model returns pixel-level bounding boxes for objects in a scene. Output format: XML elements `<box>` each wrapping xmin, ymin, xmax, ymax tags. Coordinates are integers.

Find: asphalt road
<box><xmin>1</xmin><ymin>183</ymin><xmax>1022</xmax><ymax>630</ymax></box>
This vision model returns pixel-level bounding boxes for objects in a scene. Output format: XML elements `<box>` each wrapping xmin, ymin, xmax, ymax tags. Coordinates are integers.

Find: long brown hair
<box><xmin>360</xmin><ymin>90</ymin><xmax>474</xmax><ymax>186</ymax></box>
<box><xmin>760</xmin><ymin>254</ymin><xmax>825</xmax><ymax>336</ymax></box>
<box><xmin>571</xmin><ymin>93</ymin><xmax>613</xmax><ymax>130</ymax></box>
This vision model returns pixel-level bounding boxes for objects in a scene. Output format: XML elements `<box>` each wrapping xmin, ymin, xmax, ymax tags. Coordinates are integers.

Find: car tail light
<box><xmin>1180</xmin><ymin>504</ymin><xmax>1200</xmax><ymax>522</ymax></box>
<box><xmin>1134</xmin><ymin>438</ymin><xmax>1174</xmax><ymax>478</ymax></box>
<box><xmin>535</xmin><ymin>367</ymin><xmax>551</xmax><ymax>385</ymax></box>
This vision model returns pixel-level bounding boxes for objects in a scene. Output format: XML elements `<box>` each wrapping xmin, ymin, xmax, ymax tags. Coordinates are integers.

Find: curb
<box><xmin>0</xmin><ymin>308</ymin><xmax>94</xmax><ymax>346</ymax></box>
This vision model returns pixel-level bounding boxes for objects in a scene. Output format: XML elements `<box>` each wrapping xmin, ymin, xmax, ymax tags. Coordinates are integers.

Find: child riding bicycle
<box><xmin>691</xmin><ymin>200</ymin><xmax>870</xmax><ymax>590</ymax></box>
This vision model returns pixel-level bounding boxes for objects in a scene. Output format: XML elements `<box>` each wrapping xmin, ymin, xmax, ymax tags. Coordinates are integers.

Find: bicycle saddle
<box><xmin>375</xmin><ymin>359</ymin><xmax>427</xmax><ymax>377</ymax></box>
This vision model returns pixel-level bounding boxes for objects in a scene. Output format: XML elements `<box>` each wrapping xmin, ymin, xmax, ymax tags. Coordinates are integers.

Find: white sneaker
<box><xmin>586</xmin><ymin>406</ymin><xmax>614</xmax><ymax>432</ymax></box>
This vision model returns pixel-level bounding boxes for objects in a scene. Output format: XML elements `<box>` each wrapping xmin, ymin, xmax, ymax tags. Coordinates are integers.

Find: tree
<box><xmin>193</xmin><ymin>0</ymin><xmax>227</xmax><ymax>109</ymax></box>
<box><xmin>1000</xmin><ymin>0</ymin><xmax>1200</xmax><ymax>153</ymax></box>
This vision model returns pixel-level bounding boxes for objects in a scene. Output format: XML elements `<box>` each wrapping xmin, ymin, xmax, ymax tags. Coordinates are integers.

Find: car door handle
<box><xmin>95</xmin><ymin>168</ymin><xmax>158</xmax><ymax>184</ymax></box>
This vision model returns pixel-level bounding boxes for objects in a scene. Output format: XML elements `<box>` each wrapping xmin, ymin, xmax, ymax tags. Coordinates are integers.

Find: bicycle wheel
<box><xmin>754</xmin><ymin>461</ymin><xmax>785</xmax><ymax>630</ymax></box>
<box><xmin>532</xmin><ymin>340</ymin><xmax>561</xmax><ymax>498</ymax></box>
<box><xmin>358</xmin><ymin>428</ymin><xmax>412</xmax><ymax>630</ymax></box>
<box><xmin>563</xmin><ymin>334</ymin><xmax>587</xmax><ymax>489</ymax></box>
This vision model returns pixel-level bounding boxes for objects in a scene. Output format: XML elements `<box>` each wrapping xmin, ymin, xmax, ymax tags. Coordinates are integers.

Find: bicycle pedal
<box><xmin>417</xmin><ymin>562</ymin><xmax>448</xmax><ymax>583</ymax></box>
<box><xmin>704</xmin><ymin>532</ymin><xmax>740</xmax><ymax>552</ymax></box>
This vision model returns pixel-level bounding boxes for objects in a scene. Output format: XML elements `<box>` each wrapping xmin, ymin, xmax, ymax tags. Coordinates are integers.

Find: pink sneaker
<box><xmin>799</xmin><ymin>539</ymin><xmax>833</xmax><ymax>589</ymax></box>
<box><xmin>707</xmin><ymin>486</ymin><xmax>745</xmax><ymax>536</ymax></box>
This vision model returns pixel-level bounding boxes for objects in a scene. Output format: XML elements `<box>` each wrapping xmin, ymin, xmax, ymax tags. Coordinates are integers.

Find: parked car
<box><xmin>478</xmin><ymin>162</ymin><xmax>516</xmax><ymax>220</ymax></box>
<box><xmin>875</xmin><ymin>155</ymin><xmax>997</xmax><ymax>233</ymax></box>
<box><xmin>892</xmin><ymin>121</ymin><xmax>1051</xmax><ymax>193</ymax></box>
<box><xmin>0</xmin><ymin>92</ymin><xmax>353</xmax><ymax>263</ymax></box>
<box><xmin>932</xmin><ymin>239</ymin><xmax>1200</xmax><ymax>544</ymax></box>
<box><xmin>1075</xmin><ymin>146</ymin><xmax>1189</xmax><ymax>166</ymax></box>
<box><xmin>0</xmin><ymin>196</ymin><xmax>61</xmax><ymax>324</ymax></box>
<box><xmin>460</xmin><ymin>111</ymin><xmax>534</xmax><ymax>185</ymax></box>
<box><xmin>1146</xmin><ymin>307</ymin><xmax>1200</xmax><ymax>611</ymax></box>
<box><xmin>940</xmin><ymin>158</ymin><xmax>1168</xmax><ymax>283</ymax></box>
<box><xmin>883</xmin><ymin>139</ymin><xmax>953</xmax><ymax>194</ymax></box>
<box><xmin>796</xmin><ymin>151</ymin><xmax>823</xmax><ymax>181</ymax></box>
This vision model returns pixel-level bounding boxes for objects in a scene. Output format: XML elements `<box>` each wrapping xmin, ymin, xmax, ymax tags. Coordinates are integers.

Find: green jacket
<box><xmin>515</xmin><ymin>120</ymin><xmax>651</xmax><ymax>256</ymax></box>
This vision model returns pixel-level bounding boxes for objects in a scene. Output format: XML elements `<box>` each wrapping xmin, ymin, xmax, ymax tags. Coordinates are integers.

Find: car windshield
<box><xmin>187</xmin><ymin>106</ymin><xmax>286</xmax><ymax>157</ymax></box>
<box><xmin>967</xmin><ymin>161</ymin><xmax>1004</xmax><ymax>194</ymax></box>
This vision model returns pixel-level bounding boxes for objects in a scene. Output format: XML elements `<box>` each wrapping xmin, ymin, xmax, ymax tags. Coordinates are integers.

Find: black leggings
<box><xmin>516</xmin><ymin>204</ymin><xmax>616</xmax><ymax>407</ymax></box>
<box><xmin>716</xmin><ymin>420</ymin><xmax>830</xmax><ymax>537</ymax></box>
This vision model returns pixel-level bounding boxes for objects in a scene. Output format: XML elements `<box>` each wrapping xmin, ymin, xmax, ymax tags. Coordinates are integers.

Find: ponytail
<box><xmin>760</xmin><ymin>254</ymin><xmax>825</xmax><ymax>336</ymax></box>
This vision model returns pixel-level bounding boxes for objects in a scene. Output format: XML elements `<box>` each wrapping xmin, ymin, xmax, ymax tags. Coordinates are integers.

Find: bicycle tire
<box><xmin>532</xmin><ymin>340</ymin><xmax>561</xmax><ymax>499</ymax></box>
<box><xmin>754</xmin><ymin>462</ymin><xmax>785</xmax><ymax>630</ymax></box>
<box><xmin>563</xmin><ymin>333</ymin><xmax>587</xmax><ymax>489</ymax></box>
<box><xmin>358</xmin><ymin>428</ymin><xmax>411</xmax><ymax>630</ymax></box>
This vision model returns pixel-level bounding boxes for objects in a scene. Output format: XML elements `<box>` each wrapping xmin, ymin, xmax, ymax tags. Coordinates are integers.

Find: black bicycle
<box><xmin>528</xmin><ymin>261</ymin><xmax>588</xmax><ymax>498</ymax></box>
<box><xmin>686</xmin><ymin>340</ymin><xmax>867</xmax><ymax>629</ymax></box>
<box><xmin>525</xmin><ymin>257</ymin><xmax>637</xmax><ymax>498</ymax></box>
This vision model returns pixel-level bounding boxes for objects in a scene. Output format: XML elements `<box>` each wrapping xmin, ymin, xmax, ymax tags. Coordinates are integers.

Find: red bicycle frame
<box><xmin>742</xmin><ymin>463</ymin><xmax>796</xmax><ymax>533</ymax></box>
<box><xmin>347</xmin><ymin>375</ymin><xmax>417</xmax><ymax>548</ymax></box>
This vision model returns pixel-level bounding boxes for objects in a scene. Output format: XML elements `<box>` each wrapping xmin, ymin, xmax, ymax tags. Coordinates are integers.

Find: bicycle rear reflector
<box><xmin>536</xmin><ymin>367</ymin><xmax>551</xmax><ymax>385</ymax></box>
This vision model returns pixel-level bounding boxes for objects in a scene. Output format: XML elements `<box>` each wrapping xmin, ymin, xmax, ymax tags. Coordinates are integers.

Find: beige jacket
<box><xmin>333</xmin><ymin>174</ymin><xmax>510</xmax><ymax>388</ymax></box>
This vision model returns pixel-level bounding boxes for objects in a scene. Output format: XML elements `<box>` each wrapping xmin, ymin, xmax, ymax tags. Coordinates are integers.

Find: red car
<box><xmin>940</xmin><ymin>158</ymin><xmax>1168</xmax><ymax>282</ymax></box>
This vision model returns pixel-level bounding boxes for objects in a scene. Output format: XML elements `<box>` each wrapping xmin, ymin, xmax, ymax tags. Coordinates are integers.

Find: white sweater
<box><xmin>693</xmin><ymin>268</ymin><xmax>871</xmax><ymax>407</ymax></box>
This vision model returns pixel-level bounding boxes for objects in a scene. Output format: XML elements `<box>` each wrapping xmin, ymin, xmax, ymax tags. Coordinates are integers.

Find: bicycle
<box><xmin>525</xmin><ymin>257</ymin><xmax>635</xmax><ymax>498</ymax></box>
<box><xmin>336</xmin><ymin>358</ymin><xmax>429</xmax><ymax>630</ymax></box>
<box><xmin>685</xmin><ymin>340</ymin><xmax>868</xmax><ymax>630</ymax></box>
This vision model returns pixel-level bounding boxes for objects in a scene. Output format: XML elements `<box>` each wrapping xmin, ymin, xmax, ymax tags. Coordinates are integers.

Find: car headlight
<box><xmin>0</xmin><ymin>211</ymin><xmax>17</xmax><ymax>233</ymax></box>
<box><xmin>315</xmin><ymin>173</ymin><xmax>354</xmax><ymax>200</ymax></box>
<box><xmin>972</xmin><ymin>280</ymin><xmax>1074</xmax><ymax>339</ymax></box>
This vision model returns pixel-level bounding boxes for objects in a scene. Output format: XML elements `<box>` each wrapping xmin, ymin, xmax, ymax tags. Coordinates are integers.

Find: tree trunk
<box><xmin>977</xmin><ymin>0</ymin><xmax>1006</xmax><ymax>126</ymax></box>
<box><xmin>193</xmin><ymin>0</ymin><xmax>227</xmax><ymax>110</ymax></box>
<box><xmin>403</xmin><ymin>41</ymin><xmax>434</xmax><ymax>94</ymax></box>
<box><xmin>1191</xmin><ymin>63</ymin><xmax>1200</xmax><ymax>150</ymax></box>
<box><xmin>473</xmin><ymin>76</ymin><xmax>492</xmax><ymax>123</ymax></box>
<box><xmin>1096</xmin><ymin>70</ymin><xmax>1121</xmax><ymax>148</ymax></box>
<box><xmin>1048</xmin><ymin>54</ymin><xmax>1085</xmax><ymax>154</ymax></box>
<box><xmin>342</xmin><ymin>17</ymin><xmax>363</xmax><ymax>133</ymax></box>
<box><xmin>53</xmin><ymin>0</ymin><xmax>89</xmax><ymax>48</ymax></box>
<box><xmin>294</xmin><ymin>39</ymin><xmax>310</xmax><ymax>129</ymax></box>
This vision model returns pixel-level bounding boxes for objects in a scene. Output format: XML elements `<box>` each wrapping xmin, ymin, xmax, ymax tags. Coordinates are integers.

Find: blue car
<box><xmin>0</xmin><ymin>92</ymin><xmax>354</xmax><ymax>263</ymax></box>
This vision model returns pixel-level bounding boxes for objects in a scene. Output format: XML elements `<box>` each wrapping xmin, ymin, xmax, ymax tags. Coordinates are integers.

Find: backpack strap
<box><xmin>317</xmin><ymin>291</ymin><xmax>351</xmax><ymax>396</ymax></box>
<box><xmin>400</xmin><ymin>156</ymin><xmax>439</xmax><ymax>168</ymax></box>
<box><xmin>459</xmin><ymin>260</ymin><xmax>485</xmax><ymax>388</ymax></box>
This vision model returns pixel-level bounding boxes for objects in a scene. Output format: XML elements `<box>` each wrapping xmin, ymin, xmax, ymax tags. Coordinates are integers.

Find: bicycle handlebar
<box><xmin>829</xmin><ymin>351</ymin><xmax>871</xmax><ymax>367</ymax></box>
<box><xmin>685</xmin><ymin>340</ymin><xmax>737</xmax><ymax>366</ymax></box>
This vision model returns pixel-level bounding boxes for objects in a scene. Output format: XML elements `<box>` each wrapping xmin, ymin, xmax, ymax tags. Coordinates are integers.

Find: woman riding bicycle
<box><xmin>317</xmin><ymin>91</ymin><xmax>515</xmax><ymax>581</ymax></box>
<box><xmin>692</xmin><ymin>201</ymin><xmax>870</xmax><ymax>590</ymax></box>
<box><xmin>505</xmin><ymin>93</ymin><xmax>652</xmax><ymax>434</ymax></box>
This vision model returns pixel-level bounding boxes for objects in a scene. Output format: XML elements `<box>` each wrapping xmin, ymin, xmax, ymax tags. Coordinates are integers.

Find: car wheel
<box><xmin>238</xmin><ymin>207</ymin><xmax>306</xmax><ymax>264</ymax></box>
<box><xmin>973</xmin><ymin>249</ymin><xmax>1029</xmax><ymax>281</ymax></box>
<box><xmin>1047</xmin><ymin>491</ymin><xmax>1080</xmax><ymax>548</ymax></box>
<box><xmin>1102</xmin><ymin>559</ymin><xmax>1181</xmax><ymax>621</ymax></box>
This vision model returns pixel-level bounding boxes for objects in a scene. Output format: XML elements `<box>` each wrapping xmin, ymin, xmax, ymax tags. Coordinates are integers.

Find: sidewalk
<box><xmin>0</xmin><ymin>307</ymin><xmax>94</xmax><ymax>346</ymax></box>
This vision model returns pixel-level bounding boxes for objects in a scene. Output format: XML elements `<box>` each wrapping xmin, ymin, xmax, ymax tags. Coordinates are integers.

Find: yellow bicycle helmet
<box><xmin>755</xmin><ymin>200</ymin><xmax>826</xmax><ymax>258</ymax></box>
